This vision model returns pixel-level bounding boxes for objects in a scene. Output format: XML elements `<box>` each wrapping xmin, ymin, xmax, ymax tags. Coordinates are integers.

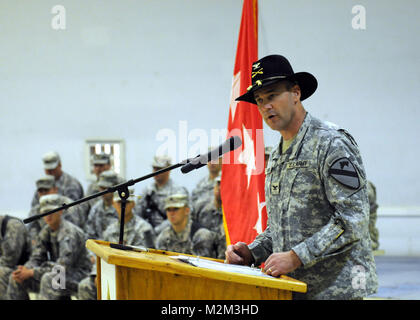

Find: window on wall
<box><xmin>85</xmin><ymin>139</ymin><xmax>125</xmax><ymax>181</ymax></box>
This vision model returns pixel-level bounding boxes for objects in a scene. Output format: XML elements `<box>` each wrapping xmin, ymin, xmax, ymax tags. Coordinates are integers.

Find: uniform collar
<box><xmin>171</xmin><ymin>218</ymin><xmax>191</xmax><ymax>241</ymax></box>
<box><xmin>274</xmin><ymin>112</ymin><xmax>311</xmax><ymax>161</ymax></box>
<box><xmin>288</xmin><ymin>112</ymin><xmax>312</xmax><ymax>160</ymax></box>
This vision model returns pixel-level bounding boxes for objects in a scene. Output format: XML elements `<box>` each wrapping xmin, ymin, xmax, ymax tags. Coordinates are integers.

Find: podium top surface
<box><xmin>87</xmin><ymin>240</ymin><xmax>307</xmax><ymax>293</ymax></box>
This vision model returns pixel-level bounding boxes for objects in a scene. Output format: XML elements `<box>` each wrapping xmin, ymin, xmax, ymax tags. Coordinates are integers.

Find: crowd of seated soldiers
<box><xmin>0</xmin><ymin>151</ymin><xmax>225</xmax><ymax>300</ymax></box>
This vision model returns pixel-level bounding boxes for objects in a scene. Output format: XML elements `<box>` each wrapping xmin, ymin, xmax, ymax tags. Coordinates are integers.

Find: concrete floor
<box><xmin>368</xmin><ymin>256</ymin><xmax>420</xmax><ymax>300</ymax></box>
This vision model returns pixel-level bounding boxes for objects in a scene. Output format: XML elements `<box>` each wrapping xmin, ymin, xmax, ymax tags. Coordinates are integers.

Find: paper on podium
<box><xmin>170</xmin><ymin>255</ymin><xmax>274</xmax><ymax>278</ymax></box>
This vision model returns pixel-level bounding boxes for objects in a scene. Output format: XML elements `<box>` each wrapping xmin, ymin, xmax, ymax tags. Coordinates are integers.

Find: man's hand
<box><xmin>263</xmin><ymin>250</ymin><xmax>302</xmax><ymax>277</ymax></box>
<box><xmin>225</xmin><ymin>242</ymin><xmax>254</xmax><ymax>266</ymax></box>
<box><xmin>12</xmin><ymin>265</ymin><xmax>34</xmax><ymax>284</ymax></box>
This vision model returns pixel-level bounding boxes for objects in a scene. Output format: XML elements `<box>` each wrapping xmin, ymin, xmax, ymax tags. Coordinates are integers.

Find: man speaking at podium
<box><xmin>225</xmin><ymin>55</ymin><xmax>378</xmax><ymax>300</ymax></box>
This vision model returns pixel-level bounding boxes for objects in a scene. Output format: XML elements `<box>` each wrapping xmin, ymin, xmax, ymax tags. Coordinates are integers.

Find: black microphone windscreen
<box><xmin>180</xmin><ymin>136</ymin><xmax>242</xmax><ymax>174</ymax></box>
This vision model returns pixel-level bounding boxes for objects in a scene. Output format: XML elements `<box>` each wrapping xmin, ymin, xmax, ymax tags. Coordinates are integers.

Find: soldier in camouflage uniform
<box><xmin>367</xmin><ymin>181</ymin><xmax>380</xmax><ymax>250</ymax></box>
<box><xmin>86</xmin><ymin>153</ymin><xmax>112</xmax><ymax>197</ymax></box>
<box><xmin>190</xmin><ymin>151</ymin><xmax>222</xmax><ymax>218</ymax></box>
<box><xmin>193</xmin><ymin>175</ymin><xmax>226</xmax><ymax>259</ymax></box>
<box><xmin>78</xmin><ymin>189</ymin><xmax>156</xmax><ymax>300</ymax></box>
<box><xmin>104</xmin><ymin>190</ymin><xmax>156</xmax><ymax>248</ymax></box>
<box><xmin>6</xmin><ymin>194</ymin><xmax>91</xmax><ymax>300</ymax></box>
<box><xmin>85</xmin><ymin>153</ymin><xmax>124</xmax><ymax>213</ymax></box>
<box><xmin>156</xmin><ymin>194</ymin><xmax>218</xmax><ymax>258</ymax></box>
<box><xmin>28</xmin><ymin>175</ymin><xmax>87</xmax><ymax>241</ymax></box>
<box><xmin>194</xmin><ymin>174</ymin><xmax>223</xmax><ymax>233</ymax></box>
<box><xmin>133</xmin><ymin>155</ymin><xmax>189</xmax><ymax>235</ymax></box>
<box><xmin>0</xmin><ymin>215</ymin><xmax>31</xmax><ymax>299</ymax></box>
<box><xmin>226</xmin><ymin>55</ymin><xmax>378</xmax><ymax>299</ymax></box>
<box><xmin>30</xmin><ymin>151</ymin><xmax>84</xmax><ymax>208</ymax></box>
<box><xmin>84</xmin><ymin>170</ymin><xmax>120</xmax><ymax>241</ymax></box>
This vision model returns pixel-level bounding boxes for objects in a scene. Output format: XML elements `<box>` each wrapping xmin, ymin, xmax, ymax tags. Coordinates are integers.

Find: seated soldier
<box><xmin>6</xmin><ymin>194</ymin><xmax>91</xmax><ymax>300</ymax></box>
<box><xmin>104</xmin><ymin>189</ymin><xmax>156</xmax><ymax>248</ymax></box>
<box><xmin>0</xmin><ymin>215</ymin><xmax>31</xmax><ymax>299</ymax></box>
<box><xmin>133</xmin><ymin>155</ymin><xmax>189</xmax><ymax>236</ymax></box>
<box><xmin>30</xmin><ymin>151</ymin><xmax>84</xmax><ymax>208</ymax></box>
<box><xmin>84</xmin><ymin>170</ymin><xmax>120</xmax><ymax>241</ymax></box>
<box><xmin>86</xmin><ymin>153</ymin><xmax>112</xmax><ymax>197</ymax></box>
<box><xmin>193</xmin><ymin>175</ymin><xmax>226</xmax><ymax>260</ymax></box>
<box><xmin>77</xmin><ymin>189</ymin><xmax>156</xmax><ymax>300</ymax></box>
<box><xmin>28</xmin><ymin>175</ymin><xmax>87</xmax><ymax>243</ymax></box>
<box><xmin>190</xmin><ymin>151</ymin><xmax>222</xmax><ymax>218</ymax></box>
<box><xmin>85</xmin><ymin>153</ymin><xmax>124</xmax><ymax>212</ymax></box>
<box><xmin>156</xmin><ymin>194</ymin><xmax>218</xmax><ymax>258</ymax></box>
<box><xmin>193</xmin><ymin>174</ymin><xmax>223</xmax><ymax>233</ymax></box>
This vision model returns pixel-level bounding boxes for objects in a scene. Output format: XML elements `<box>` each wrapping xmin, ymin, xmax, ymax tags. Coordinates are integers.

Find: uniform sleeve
<box><xmin>155</xmin><ymin>232</ymin><xmax>166</xmax><ymax>251</ymax></box>
<box><xmin>24</xmin><ymin>229</ymin><xmax>53</xmax><ymax>281</ymax></box>
<box><xmin>56</xmin><ymin>231</ymin><xmax>82</xmax><ymax>269</ymax></box>
<box><xmin>248</xmin><ymin>225</ymin><xmax>273</xmax><ymax>266</ymax></box>
<box><xmin>291</xmin><ymin>135</ymin><xmax>369</xmax><ymax>268</ymax></box>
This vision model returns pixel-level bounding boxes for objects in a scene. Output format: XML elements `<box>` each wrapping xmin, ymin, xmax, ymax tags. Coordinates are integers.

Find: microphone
<box><xmin>181</xmin><ymin>136</ymin><xmax>242</xmax><ymax>174</ymax></box>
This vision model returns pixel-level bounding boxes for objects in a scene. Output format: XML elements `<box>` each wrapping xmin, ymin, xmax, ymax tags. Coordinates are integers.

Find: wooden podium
<box><xmin>86</xmin><ymin>239</ymin><xmax>307</xmax><ymax>300</ymax></box>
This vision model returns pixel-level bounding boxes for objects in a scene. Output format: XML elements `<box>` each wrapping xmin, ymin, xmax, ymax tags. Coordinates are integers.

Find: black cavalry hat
<box><xmin>235</xmin><ymin>55</ymin><xmax>318</xmax><ymax>105</ymax></box>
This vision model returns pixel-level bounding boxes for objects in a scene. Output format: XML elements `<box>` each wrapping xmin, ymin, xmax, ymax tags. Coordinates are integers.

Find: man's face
<box><xmin>37</xmin><ymin>186</ymin><xmax>58</xmax><ymax>198</ymax></box>
<box><xmin>43</xmin><ymin>210</ymin><xmax>62</xmax><ymax>231</ymax></box>
<box><xmin>113</xmin><ymin>201</ymin><xmax>135</xmax><ymax>220</ymax></box>
<box><xmin>99</xmin><ymin>187</ymin><xmax>114</xmax><ymax>202</ymax></box>
<box><xmin>45</xmin><ymin>163</ymin><xmax>62</xmax><ymax>180</ymax></box>
<box><xmin>253</xmin><ymin>82</ymin><xmax>300</xmax><ymax>132</ymax></box>
<box><xmin>166</xmin><ymin>206</ymin><xmax>189</xmax><ymax>227</ymax></box>
<box><xmin>93</xmin><ymin>163</ymin><xmax>111</xmax><ymax>177</ymax></box>
<box><xmin>153</xmin><ymin>167</ymin><xmax>170</xmax><ymax>185</ymax></box>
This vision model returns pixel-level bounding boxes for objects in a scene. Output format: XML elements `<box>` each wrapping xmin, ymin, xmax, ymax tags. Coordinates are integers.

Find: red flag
<box><xmin>221</xmin><ymin>0</ymin><xmax>267</xmax><ymax>246</ymax></box>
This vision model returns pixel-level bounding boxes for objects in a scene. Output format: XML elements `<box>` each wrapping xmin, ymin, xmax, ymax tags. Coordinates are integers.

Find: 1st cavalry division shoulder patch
<box><xmin>328</xmin><ymin>157</ymin><xmax>360</xmax><ymax>189</ymax></box>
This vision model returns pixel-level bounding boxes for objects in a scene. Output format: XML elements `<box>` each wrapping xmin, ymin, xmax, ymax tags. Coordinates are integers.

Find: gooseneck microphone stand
<box><xmin>24</xmin><ymin>161</ymin><xmax>186</xmax><ymax>251</ymax></box>
<box><xmin>23</xmin><ymin>136</ymin><xmax>242</xmax><ymax>252</ymax></box>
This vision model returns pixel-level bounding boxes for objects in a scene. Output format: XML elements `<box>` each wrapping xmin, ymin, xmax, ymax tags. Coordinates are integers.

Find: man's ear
<box><xmin>291</xmin><ymin>84</ymin><xmax>301</xmax><ymax>103</ymax></box>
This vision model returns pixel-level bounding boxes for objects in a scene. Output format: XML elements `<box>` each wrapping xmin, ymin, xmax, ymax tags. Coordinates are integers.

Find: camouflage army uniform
<box><xmin>248</xmin><ymin>113</ymin><xmax>378</xmax><ymax>300</ymax></box>
<box><xmin>156</xmin><ymin>219</ymin><xmax>217</xmax><ymax>258</ymax></box>
<box><xmin>84</xmin><ymin>199</ymin><xmax>119</xmax><ymax>240</ymax></box>
<box><xmin>6</xmin><ymin>219</ymin><xmax>91</xmax><ymax>300</ymax></box>
<box><xmin>194</xmin><ymin>201</ymin><xmax>223</xmax><ymax>234</ymax></box>
<box><xmin>0</xmin><ymin>216</ymin><xmax>31</xmax><ymax>299</ymax></box>
<box><xmin>191</xmin><ymin>176</ymin><xmax>216</xmax><ymax>218</ymax></box>
<box><xmin>78</xmin><ymin>215</ymin><xmax>156</xmax><ymax>300</ymax></box>
<box><xmin>27</xmin><ymin>205</ymin><xmax>47</xmax><ymax>246</ymax></box>
<box><xmin>28</xmin><ymin>198</ymin><xmax>87</xmax><ymax>243</ymax></box>
<box><xmin>133</xmin><ymin>179</ymin><xmax>188</xmax><ymax>234</ymax></box>
<box><xmin>367</xmin><ymin>181</ymin><xmax>379</xmax><ymax>250</ymax></box>
<box><xmin>30</xmin><ymin>171</ymin><xmax>84</xmax><ymax>208</ymax></box>
<box><xmin>103</xmin><ymin>215</ymin><xmax>156</xmax><ymax>249</ymax></box>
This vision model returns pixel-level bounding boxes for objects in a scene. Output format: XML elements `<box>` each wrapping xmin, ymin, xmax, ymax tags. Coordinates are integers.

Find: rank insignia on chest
<box><xmin>328</xmin><ymin>157</ymin><xmax>360</xmax><ymax>189</ymax></box>
<box><xmin>286</xmin><ymin>160</ymin><xmax>309</xmax><ymax>169</ymax></box>
<box><xmin>271</xmin><ymin>182</ymin><xmax>280</xmax><ymax>194</ymax></box>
